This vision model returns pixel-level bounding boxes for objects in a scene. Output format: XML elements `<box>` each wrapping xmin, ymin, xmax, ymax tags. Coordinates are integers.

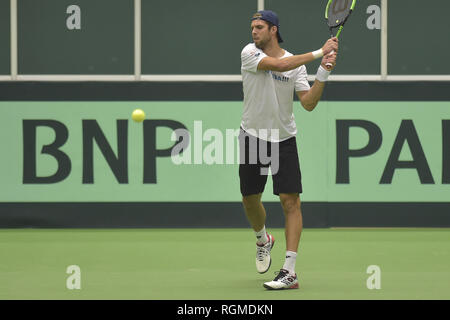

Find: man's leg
<box><xmin>263</xmin><ymin>136</ymin><xmax>302</xmax><ymax>290</ymax></box>
<box><xmin>263</xmin><ymin>193</ymin><xmax>302</xmax><ymax>290</ymax></box>
<box><xmin>279</xmin><ymin>193</ymin><xmax>302</xmax><ymax>253</ymax></box>
<box><xmin>242</xmin><ymin>193</ymin><xmax>275</xmax><ymax>274</ymax></box>
<box><xmin>239</xmin><ymin>128</ymin><xmax>274</xmax><ymax>274</ymax></box>
<box><xmin>242</xmin><ymin>193</ymin><xmax>266</xmax><ymax>232</ymax></box>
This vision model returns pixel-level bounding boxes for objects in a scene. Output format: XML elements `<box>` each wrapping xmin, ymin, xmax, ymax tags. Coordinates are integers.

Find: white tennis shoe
<box><xmin>256</xmin><ymin>234</ymin><xmax>275</xmax><ymax>274</ymax></box>
<box><xmin>263</xmin><ymin>268</ymin><xmax>299</xmax><ymax>290</ymax></box>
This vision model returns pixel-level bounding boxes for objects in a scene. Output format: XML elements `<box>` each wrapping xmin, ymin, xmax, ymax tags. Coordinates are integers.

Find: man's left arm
<box><xmin>297</xmin><ymin>52</ymin><xmax>337</xmax><ymax>112</ymax></box>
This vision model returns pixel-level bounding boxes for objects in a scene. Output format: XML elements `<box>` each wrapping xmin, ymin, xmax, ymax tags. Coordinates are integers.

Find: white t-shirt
<box><xmin>240</xmin><ymin>43</ymin><xmax>310</xmax><ymax>142</ymax></box>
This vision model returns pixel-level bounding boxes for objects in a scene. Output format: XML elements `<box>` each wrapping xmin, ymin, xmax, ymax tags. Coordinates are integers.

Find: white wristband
<box><xmin>312</xmin><ymin>49</ymin><xmax>323</xmax><ymax>59</ymax></box>
<box><xmin>316</xmin><ymin>65</ymin><xmax>331</xmax><ymax>82</ymax></box>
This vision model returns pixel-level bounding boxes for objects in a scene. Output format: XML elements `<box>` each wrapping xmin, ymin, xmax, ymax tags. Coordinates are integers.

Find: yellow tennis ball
<box><xmin>132</xmin><ymin>109</ymin><xmax>145</xmax><ymax>122</ymax></box>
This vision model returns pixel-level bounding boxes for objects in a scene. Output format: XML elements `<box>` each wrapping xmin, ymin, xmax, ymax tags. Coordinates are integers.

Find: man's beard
<box><xmin>255</xmin><ymin>38</ymin><xmax>268</xmax><ymax>49</ymax></box>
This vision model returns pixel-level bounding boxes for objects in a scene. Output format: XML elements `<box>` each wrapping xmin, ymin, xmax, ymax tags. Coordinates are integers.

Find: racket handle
<box><xmin>325</xmin><ymin>50</ymin><xmax>334</xmax><ymax>68</ymax></box>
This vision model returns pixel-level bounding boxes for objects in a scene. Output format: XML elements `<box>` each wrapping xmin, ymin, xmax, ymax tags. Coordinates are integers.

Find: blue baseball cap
<box><xmin>251</xmin><ymin>10</ymin><xmax>283</xmax><ymax>43</ymax></box>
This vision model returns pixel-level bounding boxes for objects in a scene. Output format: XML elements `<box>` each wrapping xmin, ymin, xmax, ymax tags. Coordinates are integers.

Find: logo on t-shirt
<box><xmin>249</xmin><ymin>50</ymin><xmax>260</xmax><ymax>57</ymax></box>
<box><xmin>267</xmin><ymin>71</ymin><xmax>289</xmax><ymax>83</ymax></box>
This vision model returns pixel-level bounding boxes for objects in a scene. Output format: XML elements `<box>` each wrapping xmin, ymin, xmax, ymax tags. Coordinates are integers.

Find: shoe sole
<box><xmin>263</xmin><ymin>282</ymin><xmax>299</xmax><ymax>290</ymax></box>
<box><xmin>257</xmin><ymin>235</ymin><xmax>275</xmax><ymax>274</ymax></box>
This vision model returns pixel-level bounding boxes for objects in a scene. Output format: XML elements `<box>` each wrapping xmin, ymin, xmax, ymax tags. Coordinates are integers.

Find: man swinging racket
<box><xmin>239</xmin><ymin>10</ymin><xmax>338</xmax><ymax>290</ymax></box>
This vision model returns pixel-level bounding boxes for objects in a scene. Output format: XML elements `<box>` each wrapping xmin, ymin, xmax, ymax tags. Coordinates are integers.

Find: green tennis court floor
<box><xmin>1</xmin><ymin>228</ymin><xmax>449</xmax><ymax>300</ymax></box>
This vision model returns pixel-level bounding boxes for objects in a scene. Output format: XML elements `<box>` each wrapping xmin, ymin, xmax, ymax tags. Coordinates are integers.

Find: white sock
<box><xmin>255</xmin><ymin>226</ymin><xmax>269</xmax><ymax>245</ymax></box>
<box><xmin>282</xmin><ymin>251</ymin><xmax>297</xmax><ymax>275</ymax></box>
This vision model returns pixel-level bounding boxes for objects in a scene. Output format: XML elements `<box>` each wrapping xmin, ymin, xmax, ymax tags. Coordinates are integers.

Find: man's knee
<box><xmin>280</xmin><ymin>193</ymin><xmax>300</xmax><ymax>213</ymax></box>
<box><xmin>242</xmin><ymin>193</ymin><xmax>262</xmax><ymax>210</ymax></box>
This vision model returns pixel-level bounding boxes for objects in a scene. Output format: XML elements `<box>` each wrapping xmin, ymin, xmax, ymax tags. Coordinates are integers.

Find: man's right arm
<box><xmin>257</xmin><ymin>37</ymin><xmax>338</xmax><ymax>72</ymax></box>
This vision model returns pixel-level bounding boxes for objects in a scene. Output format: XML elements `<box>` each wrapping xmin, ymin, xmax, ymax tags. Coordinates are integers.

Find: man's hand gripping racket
<box><xmin>324</xmin><ymin>0</ymin><xmax>357</xmax><ymax>68</ymax></box>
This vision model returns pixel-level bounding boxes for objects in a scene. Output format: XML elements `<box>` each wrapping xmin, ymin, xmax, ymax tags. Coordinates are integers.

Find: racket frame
<box><xmin>323</xmin><ymin>0</ymin><xmax>357</xmax><ymax>68</ymax></box>
<box><xmin>325</xmin><ymin>0</ymin><xmax>357</xmax><ymax>38</ymax></box>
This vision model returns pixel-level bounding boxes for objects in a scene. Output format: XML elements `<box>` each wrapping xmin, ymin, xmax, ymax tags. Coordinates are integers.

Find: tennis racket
<box><xmin>324</xmin><ymin>0</ymin><xmax>357</xmax><ymax>67</ymax></box>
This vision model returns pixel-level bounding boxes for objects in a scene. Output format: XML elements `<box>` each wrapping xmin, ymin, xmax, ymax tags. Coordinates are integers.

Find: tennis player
<box><xmin>240</xmin><ymin>10</ymin><xmax>338</xmax><ymax>290</ymax></box>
